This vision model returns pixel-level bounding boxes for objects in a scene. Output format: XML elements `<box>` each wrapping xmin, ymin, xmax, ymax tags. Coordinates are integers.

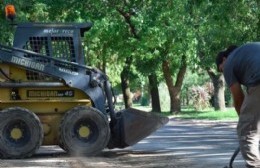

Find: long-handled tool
<box><xmin>223</xmin><ymin>147</ymin><xmax>240</xmax><ymax>168</ymax></box>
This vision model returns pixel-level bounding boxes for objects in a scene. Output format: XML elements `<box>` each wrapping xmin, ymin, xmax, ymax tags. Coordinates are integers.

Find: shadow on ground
<box><xmin>0</xmin><ymin>118</ymin><xmax>245</xmax><ymax>168</ymax></box>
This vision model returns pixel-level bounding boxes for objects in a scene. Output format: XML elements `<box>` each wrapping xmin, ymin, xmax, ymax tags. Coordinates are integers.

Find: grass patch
<box><xmin>118</xmin><ymin>103</ymin><xmax>238</xmax><ymax>121</ymax></box>
<box><xmin>174</xmin><ymin>108</ymin><xmax>238</xmax><ymax>121</ymax></box>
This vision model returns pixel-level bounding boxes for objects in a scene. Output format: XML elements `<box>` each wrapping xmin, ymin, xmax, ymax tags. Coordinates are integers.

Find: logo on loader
<box><xmin>43</xmin><ymin>29</ymin><xmax>74</xmax><ymax>35</ymax></box>
<box><xmin>11</xmin><ymin>56</ymin><xmax>45</xmax><ymax>71</ymax></box>
<box><xmin>27</xmin><ymin>90</ymin><xmax>74</xmax><ymax>97</ymax></box>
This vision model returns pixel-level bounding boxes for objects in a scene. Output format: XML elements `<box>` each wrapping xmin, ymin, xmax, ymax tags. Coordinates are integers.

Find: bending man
<box><xmin>216</xmin><ymin>42</ymin><xmax>260</xmax><ymax>168</ymax></box>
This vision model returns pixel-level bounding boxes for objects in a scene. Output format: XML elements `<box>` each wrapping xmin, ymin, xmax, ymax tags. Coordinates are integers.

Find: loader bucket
<box><xmin>108</xmin><ymin>108</ymin><xmax>169</xmax><ymax>149</ymax></box>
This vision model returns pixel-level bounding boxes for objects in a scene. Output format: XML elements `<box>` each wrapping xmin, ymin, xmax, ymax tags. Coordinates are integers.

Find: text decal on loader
<box><xmin>43</xmin><ymin>29</ymin><xmax>74</xmax><ymax>35</ymax></box>
<box><xmin>11</xmin><ymin>56</ymin><xmax>45</xmax><ymax>71</ymax></box>
<box><xmin>27</xmin><ymin>90</ymin><xmax>74</xmax><ymax>97</ymax></box>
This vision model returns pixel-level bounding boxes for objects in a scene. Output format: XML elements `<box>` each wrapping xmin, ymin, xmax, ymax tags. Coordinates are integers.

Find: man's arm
<box><xmin>229</xmin><ymin>83</ymin><xmax>244</xmax><ymax>115</ymax></box>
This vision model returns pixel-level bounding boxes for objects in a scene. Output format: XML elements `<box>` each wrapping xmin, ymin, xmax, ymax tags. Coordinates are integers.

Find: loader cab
<box><xmin>13</xmin><ymin>22</ymin><xmax>92</xmax><ymax>65</ymax></box>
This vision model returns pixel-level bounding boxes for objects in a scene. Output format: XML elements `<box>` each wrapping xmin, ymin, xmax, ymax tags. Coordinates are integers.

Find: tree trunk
<box><xmin>148</xmin><ymin>73</ymin><xmax>161</xmax><ymax>113</ymax></box>
<box><xmin>184</xmin><ymin>87</ymin><xmax>189</xmax><ymax>106</ymax></box>
<box><xmin>213</xmin><ymin>75</ymin><xmax>226</xmax><ymax>111</ymax></box>
<box><xmin>207</xmin><ymin>69</ymin><xmax>226</xmax><ymax>111</ymax></box>
<box><xmin>120</xmin><ymin>57</ymin><xmax>133</xmax><ymax>108</ymax></box>
<box><xmin>162</xmin><ymin>56</ymin><xmax>187</xmax><ymax>114</ymax></box>
<box><xmin>116</xmin><ymin>8</ymin><xmax>139</xmax><ymax>109</ymax></box>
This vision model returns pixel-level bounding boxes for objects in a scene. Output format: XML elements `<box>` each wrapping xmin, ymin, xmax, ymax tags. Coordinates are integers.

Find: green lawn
<box><xmin>129</xmin><ymin>104</ymin><xmax>238</xmax><ymax>121</ymax></box>
<box><xmin>173</xmin><ymin>107</ymin><xmax>238</xmax><ymax>121</ymax></box>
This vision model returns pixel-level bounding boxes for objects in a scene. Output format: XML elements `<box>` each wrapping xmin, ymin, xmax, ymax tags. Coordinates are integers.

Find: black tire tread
<box><xmin>59</xmin><ymin>106</ymin><xmax>110</xmax><ymax>156</ymax></box>
<box><xmin>0</xmin><ymin>107</ymin><xmax>43</xmax><ymax>159</ymax></box>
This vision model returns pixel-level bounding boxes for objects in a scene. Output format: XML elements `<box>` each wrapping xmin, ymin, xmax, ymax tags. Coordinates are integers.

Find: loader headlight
<box><xmin>90</xmin><ymin>77</ymin><xmax>99</xmax><ymax>87</ymax></box>
<box><xmin>90</xmin><ymin>72</ymin><xmax>101</xmax><ymax>87</ymax></box>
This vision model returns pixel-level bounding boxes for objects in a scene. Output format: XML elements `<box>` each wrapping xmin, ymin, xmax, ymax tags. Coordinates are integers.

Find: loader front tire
<box><xmin>59</xmin><ymin>106</ymin><xmax>110</xmax><ymax>156</ymax></box>
<box><xmin>0</xmin><ymin>107</ymin><xmax>43</xmax><ymax>159</ymax></box>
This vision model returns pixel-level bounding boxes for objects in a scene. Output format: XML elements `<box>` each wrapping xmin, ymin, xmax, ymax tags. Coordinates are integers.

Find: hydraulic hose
<box><xmin>104</xmin><ymin>80</ymin><xmax>117</xmax><ymax>125</ymax></box>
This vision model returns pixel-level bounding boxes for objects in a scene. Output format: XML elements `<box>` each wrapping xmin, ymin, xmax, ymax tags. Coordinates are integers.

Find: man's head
<box><xmin>216</xmin><ymin>45</ymin><xmax>238</xmax><ymax>72</ymax></box>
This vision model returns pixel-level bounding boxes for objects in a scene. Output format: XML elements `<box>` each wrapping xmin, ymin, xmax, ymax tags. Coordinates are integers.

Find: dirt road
<box><xmin>0</xmin><ymin>118</ymin><xmax>245</xmax><ymax>168</ymax></box>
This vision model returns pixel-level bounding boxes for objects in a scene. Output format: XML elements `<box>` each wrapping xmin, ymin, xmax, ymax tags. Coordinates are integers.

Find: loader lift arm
<box><xmin>0</xmin><ymin>44</ymin><xmax>111</xmax><ymax>115</ymax></box>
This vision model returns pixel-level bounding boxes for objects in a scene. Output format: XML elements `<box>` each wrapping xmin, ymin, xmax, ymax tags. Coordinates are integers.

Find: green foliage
<box><xmin>192</xmin><ymin>0</ymin><xmax>259</xmax><ymax>70</ymax></box>
<box><xmin>158</xmin><ymin>83</ymin><xmax>170</xmax><ymax>112</ymax></box>
<box><xmin>0</xmin><ymin>0</ymin><xmax>259</xmax><ymax>111</ymax></box>
<box><xmin>225</xmin><ymin>87</ymin><xmax>233</xmax><ymax>107</ymax></box>
<box><xmin>140</xmin><ymin>93</ymin><xmax>150</xmax><ymax>106</ymax></box>
<box><xmin>183</xmin><ymin>70</ymin><xmax>210</xmax><ymax>87</ymax></box>
<box><xmin>0</xmin><ymin>19</ymin><xmax>14</xmax><ymax>45</ymax></box>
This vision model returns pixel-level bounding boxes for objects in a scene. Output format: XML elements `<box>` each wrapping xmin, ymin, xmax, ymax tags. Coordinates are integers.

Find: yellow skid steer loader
<box><xmin>0</xmin><ymin>5</ymin><xmax>168</xmax><ymax>159</ymax></box>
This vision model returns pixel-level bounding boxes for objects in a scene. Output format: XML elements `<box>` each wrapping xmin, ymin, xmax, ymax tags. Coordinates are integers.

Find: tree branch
<box><xmin>175</xmin><ymin>55</ymin><xmax>187</xmax><ymax>89</ymax></box>
<box><xmin>116</xmin><ymin>8</ymin><xmax>139</xmax><ymax>39</ymax></box>
<box><xmin>206</xmin><ymin>67</ymin><xmax>217</xmax><ymax>81</ymax></box>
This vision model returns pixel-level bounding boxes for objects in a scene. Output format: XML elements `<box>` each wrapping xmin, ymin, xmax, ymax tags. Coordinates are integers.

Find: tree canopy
<box><xmin>0</xmin><ymin>0</ymin><xmax>259</xmax><ymax>112</ymax></box>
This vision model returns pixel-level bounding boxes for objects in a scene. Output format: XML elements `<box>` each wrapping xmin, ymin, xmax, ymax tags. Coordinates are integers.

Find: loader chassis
<box><xmin>0</xmin><ymin>23</ymin><xmax>108</xmax><ymax>158</ymax></box>
<box><xmin>0</xmin><ymin>22</ymin><xmax>168</xmax><ymax>159</ymax></box>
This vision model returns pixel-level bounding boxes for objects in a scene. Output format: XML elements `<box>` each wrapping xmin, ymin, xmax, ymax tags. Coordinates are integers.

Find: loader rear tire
<box><xmin>0</xmin><ymin>107</ymin><xmax>43</xmax><ymax>159</ymax></box>
<box><xmin>59</xmin><ymin>106</ymin><xmax>110</xmax><ymax>156</ymax></box>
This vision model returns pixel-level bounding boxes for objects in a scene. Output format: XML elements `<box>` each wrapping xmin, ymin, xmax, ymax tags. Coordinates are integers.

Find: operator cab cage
<box><xmin>12</xmin><ymin>22</ymin><xmax>92</xmax><ymax>81</ymax></box>
<box><xmin>13</xmin><ymin>22</ymin><xmax>92</xmax><ymax>65</ymax></box>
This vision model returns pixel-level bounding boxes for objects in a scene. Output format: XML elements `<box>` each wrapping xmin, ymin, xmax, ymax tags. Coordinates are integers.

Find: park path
<box><xmin>0</xmin><ymin>118</ymin><xmax>245</xmax><ymax>168</ymax></box>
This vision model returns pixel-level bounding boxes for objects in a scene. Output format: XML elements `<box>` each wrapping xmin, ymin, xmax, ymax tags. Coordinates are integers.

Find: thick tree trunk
<box><xmin>148</xmin><ymin>73</ymin><xmax>161</xmax><ymax>113</ymax></box>
<box><xmin>162</xmin><ymin>56</ymin><xmax>187</xmax><ymax>114</ymax></box>
<box><xmin>207</xmin><ymin>69</ymin><xmax>226</xmax><ymax>111</ymax></box>
<box><xmin>213</xmin><ymin>75</ymin><xmax>226</xmax><ymax>110</ymax></box>
<box><xmin>120</xmin><ymin>72</ymin><xmax>132</xmax><ymax>108</ymax></box>
<box><xmin>120</xmin><ymin>57</ymin><xmax>133</xmax><ymax>108</ymax></box>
